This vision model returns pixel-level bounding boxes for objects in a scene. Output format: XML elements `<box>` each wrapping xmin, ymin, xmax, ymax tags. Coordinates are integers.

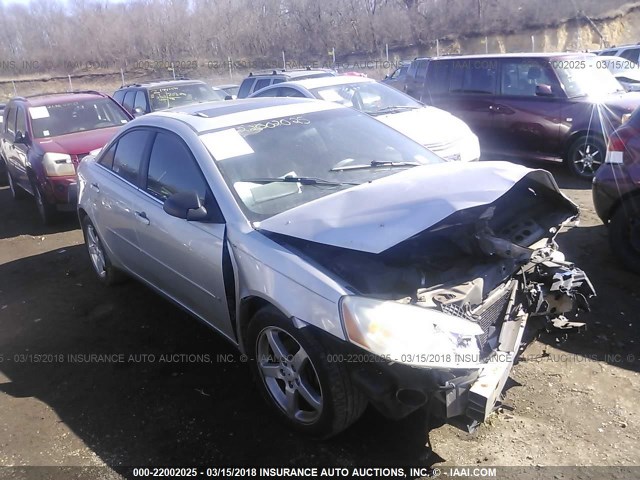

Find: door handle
<box><xmin>134</xmin><ymin>211</ymin><xmax>150</xmax><ymax>225</ymax></box>
<box><xmin>90</xmin><ymin>182</ymin><xmax>100</xmax><ymax>192</ymax></box>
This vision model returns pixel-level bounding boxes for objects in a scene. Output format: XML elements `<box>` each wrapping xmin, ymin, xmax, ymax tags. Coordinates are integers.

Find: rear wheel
<box><xmin>81</xmin><ymin>216</ymin><xmax>126</xmax><ymax>285</ymax></box>
<box><xmin>247</xmin><ymin>306</ymin><xmax>367</xmax><ymax>438</ymax></box>
<box><xmin>566</xmin><ymin>135</ymin><xmax>605</xmax><ymax>180</ymax></box>
<box><xmin>32</xmin><ymin>180</ymin><xmax>58</xmax><ymax>225</ymax></box>
<box><xmin>7</xmin><ymin>170</ymin><xmax>27</xmax><ymax>200</ymax></box>
<box><xmin>609</xmin><ymin>201</ymin><xmax>640</xmax><ymax>274</ymax></box>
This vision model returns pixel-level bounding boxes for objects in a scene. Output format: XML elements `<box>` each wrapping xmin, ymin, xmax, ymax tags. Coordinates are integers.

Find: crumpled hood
<box><xmin>35</xmin><ymin>126</ymin><xmax>121</xmax><ymax>155</ymax></box>
<box><xmin>257</xmin><ymin>161</ymin><xmax>578</xmax><ymax>254</ymax></box>
<box><xmin>375</xmin><ymin>106</ymin><xmax>472</xmax><ymax>147</ymax></box>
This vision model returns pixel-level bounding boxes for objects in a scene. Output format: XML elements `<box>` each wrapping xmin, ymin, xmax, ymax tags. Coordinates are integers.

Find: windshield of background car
<box><xmin>312</xmin><ymin>82</ymin><xmax>420</xmax><ymax>114</ymax></box>
<box><xmin>553</xmin><ymin>57</ymin><xmax>626</xmax><ymax>97</ymax></box>
<box><xmin>29</xmin><ymin>98</ymin><xmax>129</xmax><ymax>138</ymax></box>
<box><xmin>199</xmin><ymin>107</ymin><xmax>443</xmax><ymax>221</ymax></box>
<box><xmin>149</xmin><ymin>84</ymin><xmax>226</xmax><ymax>110</ymax></box>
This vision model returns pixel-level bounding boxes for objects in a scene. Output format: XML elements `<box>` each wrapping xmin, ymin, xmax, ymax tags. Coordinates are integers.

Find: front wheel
<box><xmin>566</xmin><ymin>135</ymin><xmax>605</xmax><ymax>180</ymax></box>
<box><xmin>609</xmin><ymin>201</ymin><xmax>640</xmax><ymax>274</ymax></box>
<box><xmin>7</xmin><ymin>170</ymin><xmax>27</xmax><ymax>200</ymax></box>
<box><xmin>32</xmin><ymin>181</ymin><xmax>58</xmax><ymax>225</ymax></box>
<box><xmin>246</xmin><ymin>306</ymin><xmax>367</xmax><ymax>438</ymax></box>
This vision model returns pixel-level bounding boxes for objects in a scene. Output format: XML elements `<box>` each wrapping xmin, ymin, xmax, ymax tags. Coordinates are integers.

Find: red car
<box><xmin>1</xmin><ymin>91</ymin><xmax>131</xmax><ymax>224</ymax></box>
<box><xmin>593</xmin><ymin>109</ymin><xmax>640</xmax><ymax>273</ymax></box>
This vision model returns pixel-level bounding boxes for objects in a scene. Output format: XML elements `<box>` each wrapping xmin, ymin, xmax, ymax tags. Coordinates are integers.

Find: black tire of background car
<box><xmin>566</xmin><ymin>134</ymin><xmax>606</xmax><ymax>180</ymax></box>
<box><xmin>81</xmin><ymin>215</ymin><xmax>127</xmax><ymax>286</ymax></box>
<box><xmin>7</xmin><ymin>170</ymin><xmax>27</xmax><ymax>200</ymax></box>
<box><xmin>0</xmin><ymin>159</ymin><xmax>7</xmax><ymax>186</ymax></box>
<box><xmin>609</xmin><ymin>200</ymin><xmax>640</xmax><ymax>275</ymax></box>
<box><xmin>32</xmin><ymin>180</ymin><xmax>58</xmax><ymax>225</ymax></box>
<box><xmin>246</xmin><ymin>305</ymin><xmax>367</xmax><ymax>439</ymax></box>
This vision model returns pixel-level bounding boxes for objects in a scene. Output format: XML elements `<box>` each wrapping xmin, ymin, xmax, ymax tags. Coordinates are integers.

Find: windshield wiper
<box><xmin>240</xmin><ymin>176</ymin><xmax>360</xmax><ymax>186</ymax></box>
<box><xmin>330</xmin><ymin>160</ymin><xmax>421</xmax><ymax>172</ymax></box>
<box><xmin>371</xmin><ymin>105</ymin><xmax>420</xmax><ymax>115</ymax></box>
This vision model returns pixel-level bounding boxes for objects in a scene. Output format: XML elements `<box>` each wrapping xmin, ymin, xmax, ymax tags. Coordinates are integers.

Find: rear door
<box><xmin>12</xmin><ymin>106</ymin><xmax>30</xmax><ymax>189</ymax></box>
<box><xmin>88</xmin><ymin>129</ymin><xmax>153</xmax><ymax>273</ymax></box>
<box><xmin>429</xmin><ymin>58</ymin><xmax>498</xmax><ymax>153</ymax></box>
<box><xmin>405</xmin><ymin>59</ymin><xmax>428</xmax><ymax>99</ymax></box>
<box><xmin>492</xmin><ymin>58</ymin><xmax>564</xmax><ymax>159</ymax></box>
<box><xmin>129</xmin><ymin>130</ymin><xmax>233</xmax><ymax>338</ymax></box>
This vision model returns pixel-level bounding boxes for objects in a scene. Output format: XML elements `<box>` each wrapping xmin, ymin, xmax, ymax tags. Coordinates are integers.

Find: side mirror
<box><xmin>535</xmin><ymin>84</ymin><xmax>554</xmax><ymax>97</ymax></box>
<box><xmin>163</xmin><ymin>191</ymin><xmax>208</xmax><ymax>221</ymax></box>
<box><xmin>384</xmin><ymin>74</ymin><xmax>389</xmax><ymax>79</ymax></box>
<box><xmin>224</xmin><ymin>95</ymin><xmax>233</xmax><ymax>101</ymax></box>
<box><xmin>14</xmin><ymin>131</ymin><xmax>29</xmax><ymax>144</ymax></box>
<box><xmin>133</xmin><ymin>106</ymin><xmax>146</xmax><ymax>117</ymax></box>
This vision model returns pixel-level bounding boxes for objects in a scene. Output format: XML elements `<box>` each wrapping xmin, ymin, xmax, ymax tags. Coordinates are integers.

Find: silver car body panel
<box><xmin>257</xmin><ymin>161</ymin><xmax>576</xmax><ymax>254</ymax></box>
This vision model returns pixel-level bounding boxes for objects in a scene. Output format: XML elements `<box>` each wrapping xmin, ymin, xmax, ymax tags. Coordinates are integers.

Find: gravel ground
<box><xmin>0</xmin><ymin>162</ymin><xmax>638</xmax><ymax>479</ymax></box>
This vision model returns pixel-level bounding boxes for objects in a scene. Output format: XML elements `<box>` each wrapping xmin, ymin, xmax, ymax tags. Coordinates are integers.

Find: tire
<box><xmin>566</xmin><ymin>134</ymin><xmax>606</xmax><ymax>180</ymax></box>
<box><xmin>32</xmin><ymin>180</ymin><xmax>58</xmax><ymax>225</ymax></box>
<box><xmin>81</xmin><ymin>215</ymin><xmax>126</xmax><ymax>286</ymax></box>
<box><xmin>7</xmin><ymin>169</ymin><xmax>27</xmax><ymax>200</ymax></box>
<box><xmin>246</xmin><ymin>306</ymin><xmax>367</xmax><ymax>438</ymax></box>
<box><xmin>609</xmin><ymin>201</ymin><xmax>640</xmax><ymax>274</ymax></box>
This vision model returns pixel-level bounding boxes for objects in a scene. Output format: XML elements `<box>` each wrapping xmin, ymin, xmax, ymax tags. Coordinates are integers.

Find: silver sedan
<box><xmin>77</xmin><ymin>98</ymin><xmax>594</xmax><ymax>438</ymax></box>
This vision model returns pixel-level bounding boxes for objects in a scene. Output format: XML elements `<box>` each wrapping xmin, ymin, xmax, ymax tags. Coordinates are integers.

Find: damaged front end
<box><xmin>261</xmin><ymin>166</ymin><xmax>595</xmax><ymax>428</ymax></box>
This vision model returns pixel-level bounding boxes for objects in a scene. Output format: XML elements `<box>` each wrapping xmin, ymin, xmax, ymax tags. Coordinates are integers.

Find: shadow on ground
<box><xmin>0</xmin><ymin>186</ymin><xmax>79</xmax><ymax>240</ymax></box>
<box><xmin>0</xmin><ymin>245</ymin><xmax>441</xmax><ymax>467</ymax></box>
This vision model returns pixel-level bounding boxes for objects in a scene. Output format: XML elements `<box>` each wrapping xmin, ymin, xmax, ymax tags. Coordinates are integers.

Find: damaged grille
<box><xmin>442</xmin><ymin>281</ymin><xmax>515</xmax><ymax>352</ymax></box>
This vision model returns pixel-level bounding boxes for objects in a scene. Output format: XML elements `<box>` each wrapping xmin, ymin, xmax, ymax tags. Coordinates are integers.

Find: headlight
<box><xmin>43</xmin><ymin>152</ymin><xmax>75</xmax><ymax>177</ymax></box>
<box><xmin>340</xmin><ymin>296</ymin><xmax>484</xmax><ymax>369</ymax></box>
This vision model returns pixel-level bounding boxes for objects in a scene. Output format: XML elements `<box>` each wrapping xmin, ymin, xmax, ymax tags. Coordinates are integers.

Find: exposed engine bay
<box><xmin>266</xmin><ymin>175</ymin><xmax>596</xmax><ymax>360</ymax></box>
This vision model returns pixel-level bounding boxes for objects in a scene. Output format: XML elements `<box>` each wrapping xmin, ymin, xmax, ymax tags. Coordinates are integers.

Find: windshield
<box><xmin>553</xmin><ymin>57</ymin><xmax>626</xmax><ymax>97</ymax></box>
<box><xmin>311</xmin><ymin>82</ymin><xmax>420</xmax><ymax>114</ymax></box>
<box><xmin>149</xmin><ymin>83</ymin><xmax>226</xmax><ymax>110</ymax></box>
<box><xmin>29</xmin><ymin>98</ymin><xmax>129</xmax><ymax>138</ymax></box>
<box><xmin>200</xmin><ymin>107</ymin><xmax>442</xmax><ymax>221</ymax></box>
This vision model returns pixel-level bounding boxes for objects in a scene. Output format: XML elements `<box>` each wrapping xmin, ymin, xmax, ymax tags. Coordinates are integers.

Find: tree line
<box><xmin>0</xmin><ymin>0</ymin><xmax>629</xmax><ymax>76</ymax></box>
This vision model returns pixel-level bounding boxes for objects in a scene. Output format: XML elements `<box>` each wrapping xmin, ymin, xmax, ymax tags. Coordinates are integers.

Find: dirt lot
<box><xmin>0</xmin><ymin>161</ymin><xmax>638</xmax><ymax>478</ymax></box>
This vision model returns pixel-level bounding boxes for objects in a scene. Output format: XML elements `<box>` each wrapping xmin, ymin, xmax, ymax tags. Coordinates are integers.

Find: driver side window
<box><xmin>145</xmin><ymin>132</ymin><xmax>207</xmax><ymax>202</ymax></box>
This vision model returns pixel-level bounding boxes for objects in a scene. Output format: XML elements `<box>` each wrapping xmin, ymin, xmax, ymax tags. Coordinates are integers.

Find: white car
<box><xmin>595</xmin><ymin>55</ymin><xmax>640</xmax><ymax>92</ymax></box>
<box><xmin>249</xmin><ymin>76</ymin><xmax>481</xmax><ymax>162</ymax></box>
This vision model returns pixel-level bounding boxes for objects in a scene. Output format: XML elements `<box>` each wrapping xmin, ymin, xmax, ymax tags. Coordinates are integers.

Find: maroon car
<box><xmin>593</xmin><ymin>110</ymin><xmax>640</xmax><ymax>273</ymax></box>
<box><xmin>1</xmin><ymin>91</ymin><xmax>131</xmax><ymax>224</ymax></box>
<box><xmin>404</xmin><ymin>53</ymin><xmax>640</xmax><ymax>179</ymax></box>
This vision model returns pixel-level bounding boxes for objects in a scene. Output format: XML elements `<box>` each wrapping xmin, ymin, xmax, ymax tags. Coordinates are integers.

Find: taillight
<box><xmin>606</xmin><ymin>127</ymin><xmax>635</xmax><ymax>164</ymax></box>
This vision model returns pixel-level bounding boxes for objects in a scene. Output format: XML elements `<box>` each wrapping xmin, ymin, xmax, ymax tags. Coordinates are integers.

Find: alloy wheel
<box><xmin>256</xmin><ymin>326</ymin><xmax>323</xmax><ymax>424</ymax></box>
<box><xmin>85</xmin><ymin>223</ymin><xmax>107</xmax><ymax>278</ymax></box>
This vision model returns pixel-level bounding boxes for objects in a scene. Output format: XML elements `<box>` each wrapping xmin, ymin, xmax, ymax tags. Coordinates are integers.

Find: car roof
<box><xmin>284</xmin><ymin>75</ymin><xmax>374</xmax><ymax>90</ymax></box>
<box><xmin>248</xmin><ymin>69</ymin><xmax>334</xmax><ymax>79</ymax></box>
<box><xmin>414</xmin><ymin>52</ymin><xmax>597</xmax><ymax>61</ymax></box>
<box><xmin>16</xmin><ymin>92</ymin><xmax>107</xmax><ymax>107</ymax></box>
<box><xmin>147</xmin><ymin>97</ymin><xmax>342</xmax><ymax>133</ymax></box>
<box><xmin>118</xmin><ymin>79</ymin><xmax>206</xmax><ymax>89</ymax></box>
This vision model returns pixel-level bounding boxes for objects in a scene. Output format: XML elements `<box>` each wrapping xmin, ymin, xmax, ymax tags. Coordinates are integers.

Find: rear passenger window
<box><xmin>122</xmin><ymin>91</ymin><xmax>136</xmax><ymax>112</ymax></box>
<box><xmin>415</xmin><ymin>60</ymin><xmax>429</xmax><ymax>82</ymax></box>
<box><xmin>113</xmin><ymin>90</ymin><xmax>126</xmax><ymax>104</ymax></box>
<box><xmin>237</xmin><ymin>79</ymin><xmax>255</xmax><ymax>98</ymax></box>
<box><xmin>5</xmin><ymin>107</ymin><xmax>16</xmax><ymax>135</ymax></box>
<box><xmin>134</xmin><ymin>91</ymin><xmax>148</xmax><ymax>113</ymax></box>
<box><xmin>425</xmin><ymin>61</ymin><xmax>451</xmax><ymax>95</ymax></box>
<box><xmin>145</xmin><ymin>132</ymin><xmax>207</xmax><ymax>202</ymax></box>
<box><xmin>112</xmin><ymin>130</ymin><xmax>151</xmax><ymax>185</ymax></box>
<box><xmin>279</xmin><ymin>87</ymin><xmax>305</xmax><ymax>98</ymax></box>
<box><xmin>450</xmin><ymin>60</ymin><xmax>497</xmax><ymax>94</ymax></box>
<box><xmin>253</xmin><ymin>79</ymin><xmax>272</xmax><ymax>92</ymax></box>
<box><xmin>620</xmin><ymin>48</ymin><xmax>640</xmax><ymax>63</ymax></box>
